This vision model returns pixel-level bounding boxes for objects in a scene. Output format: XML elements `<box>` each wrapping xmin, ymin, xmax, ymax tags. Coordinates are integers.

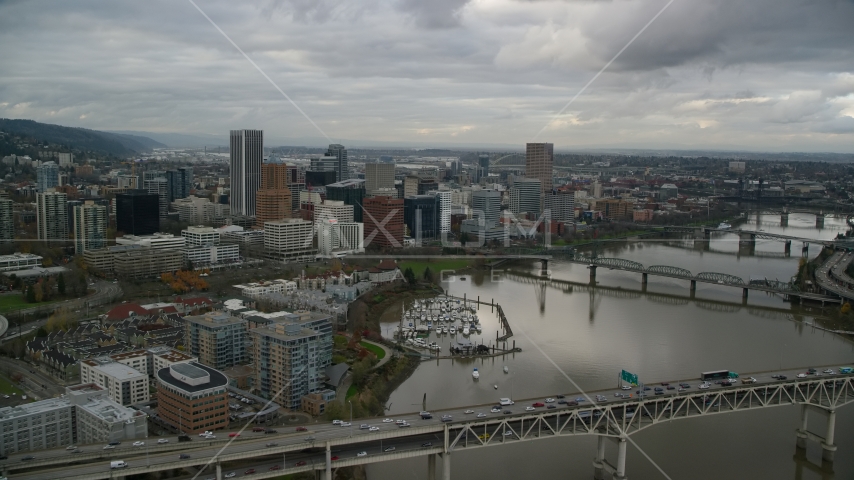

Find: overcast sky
<box><xmin>1</xmin><ymin>0</ymin><xmax>853</xmax><ymax>152</ymax></box>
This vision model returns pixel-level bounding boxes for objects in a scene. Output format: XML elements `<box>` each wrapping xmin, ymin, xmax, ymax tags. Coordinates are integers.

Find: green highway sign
<box><xmin>621</xmin><ymin>370</ymin><xmax>638</xmax><ymax>386</ymax></box>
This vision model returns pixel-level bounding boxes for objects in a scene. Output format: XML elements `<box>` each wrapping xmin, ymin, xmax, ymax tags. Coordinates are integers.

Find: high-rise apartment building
<box><xmin>229</xmin><ymin>130</ymin><xmax>263</xmax><ymax>216</ymax></box>
<box><xmin>143</xmin><ymin>171</ymin><xmax>169</xmax><ymax>218</ymax></box>
<box><xmin>37</xmin><ymin>161</ymin><xmax>59</xmax><ymax>192</ymax></box>
<box><xmin>73</xmin><ymin>200</ymin><xmax>108</xmax><ymax>254</ymax></box>
<box><xmin>116</xmin><ymin>190</ymin><xmax>160</xmax><ymax>235</ymax></box>
<box><xmin>314</xmin><ymin>200</ymin><xmax>354</xmax><ymax>223</ymax></box>
<box><xmin>0</xmin><ymin>198</ymin><xmax>12</xmax><ymax>244</ymax></box>
<box><xmin>431</xmin><ymin>190</ymin><xmax>451</xmax><ymax>234</ymax></box>
<box><xmin>471</xmin><ymin>189</ymin><xmax>501</xmax><ymax>228</ymax></box>
<box><xmin>325</xmin><ymin>143</ymin><xmax>349</xmax><ymax>182</ymax></box>
<box><xmin>166</xmin><ymin>167</ymin><xmax>193</xmax><ymax>201</ymax></box>
<box><xmin>317</xmin><ymin>219</ymin><xmax>364</xmax><ymax>258</ymax></box>
<box><xmin>263</xmin><ymin>219</ymin><xmax>316</xmax><ymax>262</ymax></box>
<box><xmin>365</xmin><ymin>163</ymin><xmax>395</xmax><ymax>196</ymax></box>
<box><xmin>363</xmin><ymin>197</ymin><xmax>404</xmax><ymax>249</ymax></box>
<box><xmin>250</xmin><ymin>314</ymin><xmax>333</xmax><ymax>409</ymax></box>
<box><xmin>544</xmin><ymin>190</ymin><xmax>576</xmax><ymax>223</ymax></box>
<box><xmin>326</xmin><ymin>179</ymin><xmax>365</xmax><ymax>223</ymax></box>
<box><xmin>525</xmin><ymin>143</ymin><xmax>554</xmax><ymax>192</ymax></box>
<box><xmin>255</xmin><ymin>188</ymin><xmax>293</xmax><ymax>226</ymax></box>
<box><xmin>36</xmin><ymin>191</ymin><xmax>68</xmax><ymax>245</ymax></box>
<box><xmin>184</xmin><ymin>312</ymin><xmax>249</xmax><ymax>369</ymax></box>
<box><xmin>156</xmin><ymin>363</ymin><xmax>228</xmax><ymax>434</ymax></box>
<box><xmin>510</xmin><ymin>178</ymin><xmax>543</xmax><ymax>216</ymax></box>
<box><xmin>404</xmin><ymin>195</ymin><xmax>439</xmax><ymax>240</ymax></box>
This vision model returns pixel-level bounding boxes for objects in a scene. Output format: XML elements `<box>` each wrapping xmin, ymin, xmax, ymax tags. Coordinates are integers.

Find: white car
<box><xmin>65</xmin><ymin>445</ymin><xmax>77</xmax><ymax>450</ymax></box>
<box><xmin>357</xmin><ymin>451</ymin><xmax>367</xmax><ymax>457</ymax></box>
<box><xmin>157</xmin><ymin>439</ymin><xmax>169</xmax><ymax>444</ymax></box>
<box><xmin>133</xmin><ymin>441</ymin><xmax>145</xmax><ymax>447</ymax></box>
<box><xmin>824</xmin><ymin>369</ymin><xmax>835</xmax><ymax>374</ymax></box>
<box><xmin>698</xmin><ymin>383</ymin><xmax>710</xmax><ymax>390</ymax></box>
<box><xmin>545</xmin><ymin>398</ymin><xmax>555</xmax><ymax>403</ymax></box>
<box><xmin>332</xmin><ymin>420</ymin><xmax>343</xmax><ymax>425</ymax></box>
<box><xmin>490</xmin><ymin>407</ymin><xmax>502</xmax><ymax>413</ymax></box>
<box><xmin>203</xmin><ymin>435</ymin><xmax>216</xmax><ymax>439</ymax></box>
<box><xmin>382</xmin><ymin>418</ymin><xmax>394</xmax><ymax>423</ymax></box>
<box><xmin>464</xmin><ymin>410</ymin><xmax>474</xmax><ymax>414</ymax></box>
<box><xmin>477</xmin><ymin>413</ymin><xmax>487</xmax><ymax>418</ymax></box>
<box><xmin>103</xmin><ymin>445</ymin><xmax>116</xmax><ymax>450</ymax></box>
<box><xmin>525</xmin><ymin>407</ymin><xmax>535</xmax><ymax>411</ymax></box>
<box><xmin>621</xmin><ymin>385</ymin><xmax>631</xmax><ymax>390</ymax></box>
<box><xmin>797</xmin><ymin>373</ymin><xmax>808</xmax><ymax>378</ymax></box>
<box><xmin>225</xmin><ymin>473</ymin><xmax>237</xmax><ymax>478</ymax></box>
<box><xmin>340</xmin><ymin>422</ymin><xmax>352</xmax><ymax>427</ymax></box>
<box><xmin>199</xmin><ymin>431</ymin><xmax>214</xmax><ymax>437</ymax></box>
<box><xmin>369</xmin><ymin>426</ymin><xmax>380</xmax><ymax>431</ymax></box>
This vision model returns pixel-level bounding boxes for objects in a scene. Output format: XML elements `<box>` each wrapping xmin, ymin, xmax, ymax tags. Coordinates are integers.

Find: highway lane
<box><xmin>815</xmin><ymin>250</ymin><xmax>854</xmax><ymax>300</ymax></box>
<box><xmin>5</xmin><ymin>363</ymin><xmax>852</xmax><ymax>479</ymax></box>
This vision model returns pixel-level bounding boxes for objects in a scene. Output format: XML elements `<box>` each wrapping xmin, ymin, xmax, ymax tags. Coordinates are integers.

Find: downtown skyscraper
<box><xmin>230</xmin><ymin>130</ymin><xmax>263</xmax><ymax>217</ymax></box>
<box><xmin>525</xmin><ymin>143</ymin><xmax>554</xmax><ymax>192</ymax></box>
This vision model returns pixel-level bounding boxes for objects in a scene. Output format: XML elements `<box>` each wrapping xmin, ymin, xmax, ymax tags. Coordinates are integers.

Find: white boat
<box><xmin>462</xmin><ymin>326</ymin><xmax>470</xmax><ymax>335</ymax></box>
<box><xmin>494</xmin><ymin>384</ymin><xmax>498</xmax><ymax>390</ymax></box>
<box><xmin>718</xmin><ymin>222</ymin><xmax>731</xmax><ymax>230</ymax></box>
<box><xmin>449</xmin><ymin>326</ymin><xmax>456</xmax><ymax>335</ymax></box>
<box><xmin>503</xmin><ymin>366</ymin><xmax>509</xmax><ymax>374</ymax></box>
<box><xmin>472</xmin><ymin>368</ymin><xmax>480</xmax><ymax>380</ymax></box>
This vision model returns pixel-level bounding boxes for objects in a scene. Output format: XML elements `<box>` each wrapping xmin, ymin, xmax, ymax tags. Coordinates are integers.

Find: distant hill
<box><xmin>0</xmin><ymin>118</ymin><xmax>165</xmax><ymax>156</ymax></box>
<box><xmin>108</xmin><ymin>130</ymin><xmax>228</xmax><ymax>148</ymax></box>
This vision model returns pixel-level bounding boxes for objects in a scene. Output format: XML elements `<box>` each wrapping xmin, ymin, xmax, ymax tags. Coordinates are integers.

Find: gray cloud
<box><xmin>0</xmin><ymin>0</ymin><xmax>852</xmax><ymax>152</ymax></box>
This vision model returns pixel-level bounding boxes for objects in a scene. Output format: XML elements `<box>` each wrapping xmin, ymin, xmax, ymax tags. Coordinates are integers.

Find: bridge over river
<box><xmin>3</xmin><ymin>368</ymin><xmax>852</xmax><ymax>480</ymax></box>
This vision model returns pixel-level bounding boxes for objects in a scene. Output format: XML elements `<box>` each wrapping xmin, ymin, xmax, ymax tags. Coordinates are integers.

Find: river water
<box><xmin>369</xmin><ymin>212</ymin><xmax>854</xmax><ymax>480</ymax></box>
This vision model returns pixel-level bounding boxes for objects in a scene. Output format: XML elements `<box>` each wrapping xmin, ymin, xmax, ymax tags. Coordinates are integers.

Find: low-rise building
<box><xmin>156</xmin><ymin>362</ymin><xmax>229</xmax><ymax>434</ymax></box>
<box><xmin>0</xmin><ymin>253</ymin><xmax>43</xmax><ymax>272</ymax></box>
<box><xmin>233</xmin><ymin>279</ymin><xmax>297</xmax><ymax>299</ymax></box>
<box><xmin>113</xmin><ymin>248</ymin><xmax>183</xmax><ymax>279</ymax></box>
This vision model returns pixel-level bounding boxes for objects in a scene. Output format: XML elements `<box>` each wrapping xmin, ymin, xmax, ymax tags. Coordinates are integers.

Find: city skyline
<box><xmin>0</xmin><ymin>1</ymin><xmax>852</xmax><ymax>153</ymax></box>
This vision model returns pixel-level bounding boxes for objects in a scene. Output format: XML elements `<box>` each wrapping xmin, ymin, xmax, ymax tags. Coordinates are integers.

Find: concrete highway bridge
<box><xmin>3</xmin><ymin>368</ymin><xmax>852</xmax><ymax>480</ymax></box>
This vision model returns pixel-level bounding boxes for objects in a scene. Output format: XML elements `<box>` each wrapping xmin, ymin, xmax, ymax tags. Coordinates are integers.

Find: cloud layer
<box><xmin>1</xmin><ymin>0</ymin><xmax>853</xmax><ymax>151</ymax></box>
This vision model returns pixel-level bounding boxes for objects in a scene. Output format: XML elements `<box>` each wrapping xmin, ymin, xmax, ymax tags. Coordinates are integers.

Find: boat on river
<box><xmin>472</xmin><ymin>368</ymin><xmax>480</xmax><ymax>380</ymax></box>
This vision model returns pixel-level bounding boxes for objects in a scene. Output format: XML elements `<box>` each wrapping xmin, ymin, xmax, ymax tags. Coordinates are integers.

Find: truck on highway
<box><xmin>111</xmin><ymin>461</ymin><xmax>128</xmax><ymax>469</ymax></box>
<box><xmin>840</xmin><ymin>367</ymin><xmax>853</xmax><ymax>374</ymax></box>
<box><xmin>701</xmin><ymin>370</ymin><xmax>739</xmax><ymax>381</ymax></box>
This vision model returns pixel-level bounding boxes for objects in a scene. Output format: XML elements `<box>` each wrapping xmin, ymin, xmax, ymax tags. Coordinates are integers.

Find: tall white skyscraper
<box><xmin>230</xmin><ymin>130</ymin><xmax>263</xmax><ymax>216</ymax></box>
<box><xmin>0</xmin><ymin>198</ymin><xmax>12</xmax><ymax>244</ymax></box>
<box><xmin>37</xmin><ymin>161</ymin><xmax>59</xmax><ymax>192</ymax></box>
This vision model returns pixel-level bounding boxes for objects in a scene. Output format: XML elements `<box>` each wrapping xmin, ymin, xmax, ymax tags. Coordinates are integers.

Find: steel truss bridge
<box><xmin>7</xmin><ymin>374</ymin><xmax>852</xmax><ymax>480</ymax></box>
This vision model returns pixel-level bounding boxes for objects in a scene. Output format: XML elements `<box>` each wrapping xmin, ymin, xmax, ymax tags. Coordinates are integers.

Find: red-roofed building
<box><xmin>105</xmin><ymin>304</ymin><xmax>150</xmax><ymax>322</ymax></box>
<box><xmin>369</xmin><ymin>259</ymin><xmax>401</xmax><ymax>284</ymax></box>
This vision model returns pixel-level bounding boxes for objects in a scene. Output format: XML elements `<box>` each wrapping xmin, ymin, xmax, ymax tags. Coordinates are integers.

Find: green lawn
<box><xmin>359</xmin><ymin>341</ymin><xmax>386</xmax><ymax>359</ymax></box>
<box><xmin>398</xmin><ymin>259</ymin><xmax>474</xmax><ymax>278</ymax></box>
<box><xmin>0</xmin><ymin>295</ymin><xmax>58</xmax><ymax>314</ymax></box>
<box><xmin>0</xmin><ymin>376</ymin><xmax>24</xmax><ymax>396</ymax></box>
<box><xmin>346</xmin><ymin>384</ymin><xmax>358</xmax><ymax>399</ymax></box>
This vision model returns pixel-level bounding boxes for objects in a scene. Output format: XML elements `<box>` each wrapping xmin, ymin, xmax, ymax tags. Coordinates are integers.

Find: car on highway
<box><xmin>532</xmin><ymin>402</ymin><xmax>544</xmax><ymax>407</ymax></box>
<box><xmin>266</xmin><ymin>442</ymin><xmax>278</xmax><ymax>447</ymax></box>
<box><xmin>556</xmin><ymin>394</ymin><xmax>565</xmax><ymax>399</ymax></box>
<box><xmin>525</xmin><ymin>406</ymin><xmax>535</xmax><ymax>411</ymax></box>
<box><xmin>228</xmin><ymin>433</ymin><xmax>240</xmax><ymax>438</ymax></box>
<box><xmin>620</xmin><ymin>385</ymin><xmax>631</xmax><ymax>390</ymax></box>
<box><xmin>331</xmin><ymin>456</ymin><xmax>340</xmax><ymax>461</ymax></box>
<box><xmin>103</xmin><ymin>445</ymin><xmax>116</xmax><ymax>450</ymax></box>
<box><xmin>369</xmin><ymin>426</ymin><xmax>380</xmax><ymax>431</ymax></box>
<box><xmin>547</xmin><ymin>404</ymin><xmax>557</xmax><ymax>409</ymax></box>
<box><xmin>477</xmin><ymin>413</ymin><xmax>487</xmax><ymax>418</ymax></box>
<box><xmin>133</xmin><ymin>441</ymin><xmax>145</xmax><ymax>447</ymax></box>
<box><xmin>252</xmin><ymin>427</ymin><xmax>266</xmax><ymax>432</ymax></box>
<box><xmin>265</xmin><ymin>429</ymin><xmax>277</xmax><ymax>434</ymax></box>
<box><xmin>382</xmin><ymin>418</ymin><xmax>394</xmax><ymax>423</ymax></box>
<box><xmin>296</xmin><ymin>426</ymin><xmax>308</xmax><ymax>432</ymax></box>
<box><xmin>225</xmin><ymin>472</ymin><xmax>236</xmax><ymax>478</ymax></box>
<box><xmin>357</xmin><ymin>451</ymin><xmax>368</xmax><ymax>457</ymax></box>
<box><xmin>679</xmin><ymin>383</ymin><xmax>691</xmax><ymax>388</ymax></box>
<box><xmin>270</xmin><ymin>465</ymin><xmax>281</xmax><ymax>470</ymax></box>
<box><xmin>545</xmin><ymin>398</ymin><xmax>555</xmax><ymax>403</ymax></box>
<box><xmin>465</xmin><ymin>409</ymin><xmax>475</xmax><ymax>414</ymax></box>
<box><xmin>66</xmin><ymin>445</ymin><xmax>77</xmax><ymax>450</ymax></box>
<box><xmin>199</xmin><ymin>431</ymin><xmax>214</xmax><ymax>437</ymax></box>
<box><xmin>244</xmin><ymin>468</ymin><xmax>256</xmax><ymax>474</ymax></box>
<box><xmin>157</xmin><ymin>439</ymin><xmax>169</xmax><ymax>444</ymax></box>
<box><xmin>797</xmin><ymin>373</ymin><xmax>808</xmax><ymax>378</ymax></box>
<box><xmin>490</xmin><ymin>407</ymin><xmax>502</xmax><ymax>413</ymax></box>
<box><xmin>179</xmin><ymin>454</ymin><xmax>191</xmax><ymax>459</ymax></box>
<box><xmin>359</xmin><ymin>424</ymin><xmax>371</xmax><ymax>429</ymax></box>
<box><xmin>398</xmin><ymin>422</ymin><xmax>411</xmax><ymax>428</ymax></box>
<box><xmin>503</xmin><ymin>410</ymin><xmax>512</xmax><ymax>414</ymax></box>
<box><xmin>109</xmin><ymin>441</ymin><xmax>121</xmax><ymax>446</ymax></box>
<box><xmin>22</xmin><ymin>455</ymin><xmax>35</xmax><ymax>461</ymax></box>
<box><xmin>421</xmin><ymin>442</ymin><xmax>433</xmax><ymax>447</ymax></box>
<box><xmin>340</xmin><ymin>422</ymin><xmax>352</xmax><ymax>427</ymax></box>
<box><xmin>824</xmin><ymin>369</ymin><xmax>835</xmax><ymax>374</ymax></box>
<box><xmin>384</xmin><ymin>446</ymin><xmax>396</xmax><ymax>452</ymax></box>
